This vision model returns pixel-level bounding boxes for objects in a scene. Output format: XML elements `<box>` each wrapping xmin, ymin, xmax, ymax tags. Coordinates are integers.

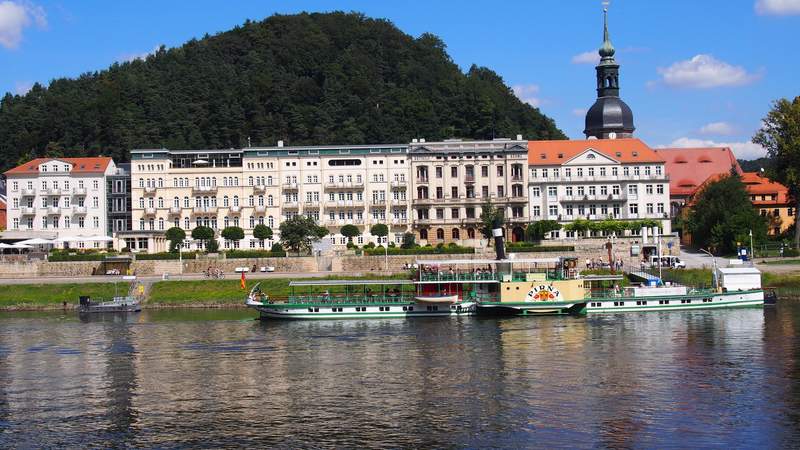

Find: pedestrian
<box><xmin>586</xmin><ymin>258</ymin><xmax>591</xmax><ymax>269</ymax></box>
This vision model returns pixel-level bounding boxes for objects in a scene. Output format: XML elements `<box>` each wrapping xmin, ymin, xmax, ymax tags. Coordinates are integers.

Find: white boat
<box><xmin>246</xmin><ymin>280</ymin><xmax>475</xmax><ymax>320</ymax></box>
<box><xmin>585</xmin><ymin>266</ymin><xmax>764</xmax><ymax>313</ymax></box>
<box><xmin>414</xmin><ymin>294</ymin><xmax>459</xmax><ymax>304</ymax></box>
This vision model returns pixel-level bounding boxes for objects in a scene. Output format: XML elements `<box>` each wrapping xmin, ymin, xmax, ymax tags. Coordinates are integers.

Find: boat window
<box><xmin>403</xmin><ymin>306</ymin><xmax>407</xmax><ymax>311</ymax></box>
<box><xmin>314</xmin><ymin>308</ymin><xmax>319</xmax><ymax>312</ymax></box>
<box><xmin>408</xmin><ymin>306</ymin><xmax>414</xmax><ymax>311</ymax></box>
<box><xmin>308</xmin><ymin>308</ymin><xmax>313</xmax><ymax>312</ymax></box>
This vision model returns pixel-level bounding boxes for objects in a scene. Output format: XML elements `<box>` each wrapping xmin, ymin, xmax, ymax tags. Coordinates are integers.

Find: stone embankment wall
<box><xmin>0</xmin><ymin>236</ymin><xmax>679</xmax><ymax>278</ymax></box>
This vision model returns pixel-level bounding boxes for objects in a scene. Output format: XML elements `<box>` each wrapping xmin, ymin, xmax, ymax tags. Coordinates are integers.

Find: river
<box><xmin>1</xmin><ymin>305</ymin><xmax>799</xmax><ymax>448</ymax></box>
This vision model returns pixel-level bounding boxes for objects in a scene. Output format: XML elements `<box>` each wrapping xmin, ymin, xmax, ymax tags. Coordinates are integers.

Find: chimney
<box><xmin>277</xmin><ymin>140</ymin><xmax>284</xmax><ymax>148</ymax></box>
<box><xmin>516</xmin><ymin>134</ymin><xmax>522</xmax><ymax>140</ymax></box>
<box><xmin>420</xmin><ymin>138</ymin><xmax>426</xmax><ymax>143</ymax></box>
<box><xmin>412</xmin><ymin>138</ymin><xmax>418</xmax><ymax>143</ymax></box>
<box><xmin>492</xmin><ymin>216</ymin><xmax>506</xmax><ymax>260</ymax></box>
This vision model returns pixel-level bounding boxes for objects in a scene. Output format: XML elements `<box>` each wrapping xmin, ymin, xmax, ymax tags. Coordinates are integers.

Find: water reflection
<box><xmin>0</xmin><ymin>306</ymin><xmax>799</xmax><ymax>447</ymax></box>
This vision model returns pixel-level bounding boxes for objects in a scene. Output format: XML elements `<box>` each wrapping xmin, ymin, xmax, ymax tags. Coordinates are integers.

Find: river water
<box><xmin>1</xmin><ymin>305</ymin><xmax>799</xmax><ymax>448</ymax></box>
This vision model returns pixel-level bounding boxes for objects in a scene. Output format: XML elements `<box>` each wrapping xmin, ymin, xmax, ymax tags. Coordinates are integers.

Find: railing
<box><xmin>72</xmin><ymin>206</ymin><xmax>88</xmax><ymax>215</ymax></box>
<box><xmin>169</xmin><ymin>206</ymin><xmax>182</xmax><ymax>215</ymax></box>
<box><xmin>20</xmin><ymin>206</ymin><xmax>36</xmax><ymax>215</ymax></box>
<box><xmin>143</xmin><ymin>186</ymin><xmax>157</xmax><ymax>195</ymax></box>
<box><xmin>72</xmin><ymin>187</ymin><xmax>87</xmax><ymax>196</ymax></box>
<box><xmin>419</xmin><ymin>270</ymin><xmax>562</xmax><ymax>283</ymax></box>
<box><xmin>228</xmin><ymin>205</ymin><xmax>241</xmax><ymax>214</ymax></box>
<box><xmin>283</xmin><ymin>294</ymin><xmax>415</xmax><ymax>305</ymax></box>
<box><xmin>20</xmin><ymin>188</ymin><xmax>36</xmax><ymax>196</ymax></box>
<box><xmin>192</xmin><ymin>186</ymin><xmax>217</xmax><ymax>194</ymax></box>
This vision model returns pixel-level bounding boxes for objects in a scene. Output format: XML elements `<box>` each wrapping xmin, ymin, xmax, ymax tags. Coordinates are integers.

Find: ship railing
<box><xmin>419</xmin><ymin>272</ymin><xmax>499</xmax><ymax>282</ymax></box>
<box><xmin>282</xmin><ymin>294</ymin><xmax>415</xmax><ymax>304</ymax></box>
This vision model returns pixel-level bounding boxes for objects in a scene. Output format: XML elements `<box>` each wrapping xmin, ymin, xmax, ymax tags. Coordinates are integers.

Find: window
<box><xmin>565</xmin><ymin>186</ymin><xmax>573</xmax><ymax>196</ymax></box>
<box><xmin>646</xmin><ymin>184</ymin><xmax>653</xmax><ymax>195</ymax></box>
<box><xmin>657</xmin><ymin>184</ymin><xmax>664</xmax><ymax>194</ymax></box>
<box><xmin>532</xmin><ymin>187</ymin><xmax>541</xmax><ymax>197</ymax></box>
<box><xmin>548</xmin><ymin>205</ymin><xmax>558</xmax><ymax>216</ymax></box>
<box><xmin>451</xmin><ymin>167</ymin><xmax>458</xmax><ymax>178</ymax></box>
<box><xmin>547</xmin><ymin>186</ymin><xmax>557</xmax><ymax>197</ymax></box>
<box><xmin>629</xmin><ymin>204</ymin><xmax>639</xmax><ymax>215</ymax></box>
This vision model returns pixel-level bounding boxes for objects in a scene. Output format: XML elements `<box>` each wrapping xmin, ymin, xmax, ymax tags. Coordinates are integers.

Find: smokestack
<box><xmin>492</xmin><ymin>216</ymin><xmax>506</xmax><ymax>260</ymax></box>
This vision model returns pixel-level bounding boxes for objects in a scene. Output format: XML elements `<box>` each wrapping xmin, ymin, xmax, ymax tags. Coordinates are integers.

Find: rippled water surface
<box><xmin>1</xmin><ymin>305</ymin><xmax>800</xmax><ymax>448</ymax></box>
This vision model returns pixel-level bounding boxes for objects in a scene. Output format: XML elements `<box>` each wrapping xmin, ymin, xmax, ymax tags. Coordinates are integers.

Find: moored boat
<box><xmin>246</xmin><ymin>279</ymin><xmax>475</xmax><ymax>320</ymax></box>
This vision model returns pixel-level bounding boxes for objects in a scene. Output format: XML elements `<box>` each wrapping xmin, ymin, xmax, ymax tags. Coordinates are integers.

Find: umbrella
<box><xmin>16</xmin><ymin>238</ymin><xmax>54</xmax><ymax>245</ymax></box>
<box><xmin>0</xmin><ymin>243</ymin><xmax>14</xmax><ymax>249</ymax></box>
<box><xmin>53</xmin><ymin>236</ymin><xmax>80</xmax><ymax>243</ymax></box>
<box><xmin>10</xmin><ymin>243</ymin><xmax>32</xmax><ymax>249</ymax></box>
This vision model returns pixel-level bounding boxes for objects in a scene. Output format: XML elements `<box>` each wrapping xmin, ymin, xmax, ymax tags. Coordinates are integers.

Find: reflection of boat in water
<box><xmin>246</xmin><ymin>279</ymin><xmax>475</xmax><ymax>320</ymax></box>
<box><xmin>78</xmin><ymin>277</ymin><xmax>144</xmax><ymax>314</ymax></box>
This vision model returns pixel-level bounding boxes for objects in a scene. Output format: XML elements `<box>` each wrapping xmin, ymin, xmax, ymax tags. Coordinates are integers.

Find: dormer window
<box><xmin>558</xmin><ymin>153</ymin><xmax>564</xmax><ymax>159</ymax></box>
<box><xmin>616</xmin><ymin>152</ymin><xmax>622</xmax><ymax>157</ymax></box>
<box><xmin>632</xmin><ymin>151</ymin><xmax>638</xmax><ymax>157</ymax></box>
<box><xmin>586</xmin><ymin>154</ymin><xmax>596</xmax><ymax>159</ymax></box>
<box><xmin>540</xmin><ymin>153</ymin><xmax>546</xmax><ymax>160</ymax></box>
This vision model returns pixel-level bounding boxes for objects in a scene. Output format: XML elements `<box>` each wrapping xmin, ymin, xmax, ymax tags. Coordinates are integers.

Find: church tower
<box><xmin>584</xmin><ymin>7</ymin><xmax>635</xmax><ymax>139</ymax></box>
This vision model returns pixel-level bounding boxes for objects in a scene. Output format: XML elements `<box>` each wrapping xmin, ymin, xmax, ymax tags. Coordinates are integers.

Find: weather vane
<box><xmin>602</xmin><ymin>0</ymin><xmax>610</xmax><ymax>12</ymax></box>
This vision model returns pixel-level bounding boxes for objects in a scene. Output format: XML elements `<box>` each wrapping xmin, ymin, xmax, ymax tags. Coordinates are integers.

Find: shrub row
<box><xmin>224</xmin><ymin>250</ymin><xmax>287</xmax><ymax>259</ymax></box>
<box><xmin>363</xmin><ymin>246</ymin><xmax>474</xmax><ymax>256</ymax></box>
<box><xmin>506</xmin><ymin>244</ymin><xmax>575</xmax><ymax>253</ymax></box>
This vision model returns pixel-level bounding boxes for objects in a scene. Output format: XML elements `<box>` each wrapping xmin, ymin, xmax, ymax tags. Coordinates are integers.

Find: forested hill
<box><xmin>0</xmin><ymin>12</ymin><xmax>565</xmax><ymax>172</ymax></box>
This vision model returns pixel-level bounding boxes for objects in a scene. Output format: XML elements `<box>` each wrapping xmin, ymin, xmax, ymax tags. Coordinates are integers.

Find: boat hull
<box><xmin>476</xmin><ymin>301</ymin><xmax>587</xmax><ymax>316</ymax></box>
<box><xmin>586</xmin><ymin>290</ymin><xmax>763</xmax><ymax>313</ymax></box>
<box><xmin>248</xmin><ymin>301</ymin><xmax>476</xmax><ymax>320</ymax></box>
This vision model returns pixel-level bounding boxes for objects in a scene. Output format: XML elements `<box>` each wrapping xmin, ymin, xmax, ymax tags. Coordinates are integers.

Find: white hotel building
<box><xmin>124</xmin><ymin>143</ymin><xmax>412</xmax><ymax>252</ymax></box>
<box><xmin>3</xmin><ymin>157</ymin><xmax>117</xmax><ymax>247</ymax></box>
<box><xmin>527</xmin><ymin>138</ymin><xmax>671</xmax><ymax>237</ymax></box>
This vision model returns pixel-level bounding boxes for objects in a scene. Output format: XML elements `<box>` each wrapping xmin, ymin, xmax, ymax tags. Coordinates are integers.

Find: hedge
<box><xmin>506</xmin><ymin>244</ymin><xmax>575</xmax><ymax>253</ymax></box>
<box><xmin>48</xmin><ymin>253</ymin><xmax>107</xmax><ymax>262</ymax></box>
<box><xmin>135</xmin><ymin>252</ymin><xmax>198</xmax><ymax>260</ymax></box>
<box><xmin>224</xmin><ymin>249</ymin><xmax>287</xmax><ymax>259</ymax></box>
<box><xmin>363</xmin><ymin>246</ymin><xmax>474</xmax><ymax>256</ymax></box>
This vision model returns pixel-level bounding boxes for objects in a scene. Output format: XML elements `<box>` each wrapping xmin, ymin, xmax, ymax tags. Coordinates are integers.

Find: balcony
<box><xmin>45</xmin><ymin>188</ymin><xmax>62</xmax><ymax>196</ymax></box>
<box><xmin>253</xmin><ymin>184</ymin><xmax>267</xmax><ymax>193</ymax></box>
<box><xmin>169</xmin><ymin>206</ymin><xmax>182</xmax><ymax>216</ymax></box>
<box><xmin>143</xmin><ymin>186</ymin><xmax>157</xmax><ymax>195</ymax></box>
<box><xmin>72</xmin><ymin>206</ymin><xmax>87</xmax><ymax>215</ymax></box>
<box><xmin>143</xmin><ymin>207</ymin><xmax>157</xmax><ymax>216</ymax></box>
<box><xmin>370</xmin><ymin>198</ymin><xmax>387</xmax><ymax>206</ymax></box>
<box><xmin>303</xmin><ymin>201</ymin><xmax>319</xmax><ymax>209</ymax></box>
<box><xmin>508</xmin><ymin>195</ymin><xmax>527</xmax><ymax>203</ymax></box>
<box><xmin>254</xmin><ymin>205</ymin><xmax>267</xmax><ymax>214</ymax></box>
<box><xmin>192</xmin><ymin>185</ymin><xmax>217</xmax><ymax>195</ymax></box>
<box><xmin>192</xmin><ymin>206</ymin><xmax>218</xmax><ymax>215</ymax></box>
<box><xmin>282</xmin><ymin>182</ymin><xmax>298</xmax><ymax>191</ymax></box>
<box><xmin>414</xmin><ymin>197</ymin><xmax>436</xmax><ymax>205</ymax></box>
<box><xmin>390</xmin><ymin>180</ymin><xmax>407</xmax><ymax>189</ymax></box>
<box><xmin>324</xmin><ymin>181</ymin><xmax>364</xmax><ymax>190</ymax></box>
<box><xmin>20</xmin><ymin>188</ymin><xmax>36</xmax><ymax>197</ymax></box>
<box><xmin>72</xmin><ymin>187</ymin><xmax>87</xmax><ymax>196</ymax></box>
<box><xmin>44</xmin><ymin>206</ymin><xmax>62</xmax><ymax>215</ymax></box>
<box><xmin>464</xmin><ymin>175</ymin><xmax>476</xmax><ymax>183</ymax></box>
<box><xmin>391</xmin><ymin>218</ymin><xmax>409</xmax><ymax>225</ymax></box>
<box><xmin>511</xmin><ymin>175</ymin><xmax>524</xmax><ymax>182</ymax></box>
<box><xmin>416</xmin><ymin>177</ymin><xmax>429</xmax><ymax>184</ymax></box>
<box><xmin>283</xmin><ymin>201</ymin><xmax>299</xmax><ymax>209</ymax></box>
<box><xmin>20</xmin><ymin>206</ymin><xmax>36</xmax><ymax>215</ymax></box>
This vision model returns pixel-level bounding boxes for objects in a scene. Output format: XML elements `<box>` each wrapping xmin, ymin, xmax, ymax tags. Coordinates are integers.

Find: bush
<box><xmin>48</xmin><ymin>251</ymin><xmax>106</xmax><ymax>261</ymax></box>
<box><xmin>401</xmin><ymin>232</ymin><xmax>415</xmax><ymax>249</ymax></box>
<box><xmin>225</xmin><ymin>249</ymin><xmax>286</xmax><ymax>259</ymax></box>
<box><xmin>346</xmin><ymin>241</ymin><xmax>356</xmax><ymax>249</ymax></box>
<box><xmin>363</xmin><ymin>245</ymin><xmax>474</xmax><ymax>256</ymax></box>
<box><xmin>506</xmin><ymin>243</ymin><xmax>575</xmax><ymax>253</ymax></box>
<box><xmin>436</xmin><ymin>243</ymin><xmax>444</xmax><ymax>249</ymax></box>
<box><xmin>389</xmin><ymin>242</ymin><xmax>396</xmax><ymax>248</ymax></box>
<box><xmin>784</xmin><ymin>248</ymin><xmax>800</xmax><ymax>257</ymax></box>
<box><xmin>135</xmin><ymin>252</ymin><xmax>198</xmax><ymax>260</ymax></box>
<box><xmin>271</xmin><ymin>243</ymin><xmax>284</xmax><ymax>253</ymax></box>
<box><xmin>364</xmin><ymin>242</ymin><xmax>375</xmax><ymax>249</ymax></box>
<box><xmin>205</xmin><ymin>240</ymin><xmax>220</xmax><ymax>253</ymax></box>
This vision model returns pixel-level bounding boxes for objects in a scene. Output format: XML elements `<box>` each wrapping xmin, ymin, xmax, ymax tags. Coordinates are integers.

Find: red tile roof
<box><xmin>741</xmin><ymin>172</ymin><xmax>791</xmax><ymax>205</ymax></box>
<box><xmin>4</xmin><ymin>157</ymin><xmax>113</xmax><ymax>176</ymax></box>
<box><xmin>655</xmin><ymin>147</ymin><xmax>741</xmax><ymax>197</ymax></box>
<box><xmin>528</xmin><ymin>138</ymin><xmax>663</xmax><ymax>165</ymax></box>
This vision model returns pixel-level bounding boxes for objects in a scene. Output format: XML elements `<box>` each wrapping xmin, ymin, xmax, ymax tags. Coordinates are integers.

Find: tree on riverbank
<box><xmin>221</xmin><ymin>226</ymin><xmax>245</xmax><ymax>248</ymax></box>
<box><xmin>191</xmin><ymin>226</ymin><xmax>215</xmax><ymax>252</ymax></box>
<box><xmin>340</xmin><ymin>224</ymin><xmax>360</xmax><ymax>245</ymax></box>
<box><xmin>165</xmin><ymin>227</ymin><xmax>186</xmax><ymax>253</ymax></box>
<box><xmin>480</xmin><ymin>200</ymin><xmax>504</xmax><ymax>239</ymax></box>
<box><xmin>280</xmin><ymin>216</ymin><xmax>327</xmax><ymax>254</ymax></box>
<box><xmin>753</xmin><ymin>96</ymin><xmax>800</xmax><ymax>249</ymax></box>
<box><xmin>253</xmin><ymin>224</ymin><xmax>273</xmax><ymax>248</ymax></box>
<box><xmin>686</xmin><ymin>172</ymin><xmax>767</xmax><ymax>254</ymax></box>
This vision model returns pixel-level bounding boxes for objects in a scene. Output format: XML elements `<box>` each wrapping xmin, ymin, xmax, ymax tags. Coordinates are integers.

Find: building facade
<box><xmin>742</xmin><ymin>172</ymin><xmax>795</xmax><ymax>235</ymax></box>
<box><xmin>409</xmin><ymin>138</ymin><xmax>529</xmax><ymax>244</ymax></box>
<box><xmin>3</xmin><ymin>157</ymin><xmax>116</xmax><ymax>247</ymax></box>
<box><xmin>125</xmin><ymin>143</ymin><xmax>412</xmax><ymax>252</ymax></box>
<box><xmin>107</xmin><ymin>163</ymin><xmax>132</xmax><ymax>235</ymax></box>
<box><xmin>528</xmin><ymin>139</ymin><xmax>671</xmax><ymax>237</ymax></box>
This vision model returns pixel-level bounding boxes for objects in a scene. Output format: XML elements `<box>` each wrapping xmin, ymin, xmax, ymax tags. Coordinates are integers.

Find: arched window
<box><xmin>452</xmin><ymin>228</ymin><xmax>460</xmax><ymax>239</ymax></box>
<box><xmin>267</xmin><ymin>195</ymin><xmax>274</xmax><ymax>207</ymax></box>
<box><xmin>436</xmin><ymin>228</ymin><xmax>444</xmax><ymax>240</ymax></box>
<box><xmin>467</xmin><ymin>228</ymin><xmax>475</xmax><ymax>239</ymax></box>
<box><xmin>158</xmin><ymin>218</ymin><xmax>164</xmax><ymax>230</ymax></box>
<box><xmin>258</xmin><ymin>195</ymin><xmax>264</xmax><ymax>206</ymax></box>
<box><xmin>223</xmin><ymin>196</ymin><xmax>229</xmax><ymax>207</ymax></box>
<box><xmin>419</xmin><ymin>229</ymin><xmax>428</xmax><ymax>240</ymax></box>
<box><xmin>249</xmin><ymin>216</ymin><xmax>255</xmax><ymax>228</ymax></box>
<box><xmin>233</xmin><ymin>196</ymin><xmax>239</xmax><ymax>207</ymax></box>
<box><xmin>173</xmin><ymin>197</ymin><xmax>179</xmax><ymax>208</ymax></box>
<box><xmin>268</xmin><ymin>216</ymin><xmax>274</xmax><ymax>228</ymax></box>
<box><xmin>417</xmin><ymin>186</ymin><xmax>428</xmax><ymax>199</ymax></box>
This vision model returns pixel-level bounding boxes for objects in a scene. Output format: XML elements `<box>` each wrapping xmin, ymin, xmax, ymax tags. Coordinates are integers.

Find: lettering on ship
<box><xmin>526</xmin><ymin>284</ymin><xmax>562</xmax><ymax>302</ymax></box>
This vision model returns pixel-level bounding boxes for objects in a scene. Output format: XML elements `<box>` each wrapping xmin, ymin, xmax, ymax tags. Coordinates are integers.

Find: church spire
<box><xmin>599</xmin><ymin>7</ymin><xmax>616</xmax><ymax>63</ymax></box>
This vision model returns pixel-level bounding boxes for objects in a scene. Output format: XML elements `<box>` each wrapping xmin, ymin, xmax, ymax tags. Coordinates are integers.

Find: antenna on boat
<box><xmin>492</xmin><ymin>217</ymin><xmax>506</xmax><ymax>260</ymax></box>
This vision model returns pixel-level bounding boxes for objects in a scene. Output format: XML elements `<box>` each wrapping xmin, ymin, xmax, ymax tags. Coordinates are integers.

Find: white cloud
<box><xmin>755</xmin><ymin>0</ymin><xmax>800</xmax><ymax>15</ymax></box>
<box><xmin>13</xmin><ymin>80</ymin><xmax>32</xmax><ymax>95</ymax></box>
<box><xmin>572</xmin><ymin>108</ymin><xmax>587</xmax><ymax>117</ymax></box>
<box><xmin>657</xmin><ymin>54</ymin><xmax>760</xmax><ymax>89</ymax></box>
<box><xmin>0</xmin><ymin>1</ymin><xmax>46</xmax><ymax>49</ymax></box>
<box><xmin>118</xmin><ymin>45</ymin><xmax>161</xmax><ymax>63</ymax></box>
<box><xmin>512</xmin><ymin>84</ymin><xmax>542</xmax><ymax>108</ymax></box>
<box><xmin>698</xmin><ymin>121</ymin><xmax>736</xmax><ymax>136</ymax></box>
<box><xmin>664</xmin><ymin>137</ymin><xmax>766</xmax><ymax>160</ymax></box>
<box><xmin>571</xmin><ymin>51</ymin><xmax>599</xmax><ymax>65</ymax></box>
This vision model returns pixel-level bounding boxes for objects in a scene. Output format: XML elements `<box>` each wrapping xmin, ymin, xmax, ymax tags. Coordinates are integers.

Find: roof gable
<box><xmin>4</xmin><ymin>157</ymin><xmax>113</xmax><ymax>176</ymax></box>
<box><xmin>563</xmin><ymin>148</ymin><xmax>619</xmax><ymax>165</ymax></box>
<box><xmin>528</xmin><ymin>138</ymin><xmax>663</xmax><ymax>166</ymax></box>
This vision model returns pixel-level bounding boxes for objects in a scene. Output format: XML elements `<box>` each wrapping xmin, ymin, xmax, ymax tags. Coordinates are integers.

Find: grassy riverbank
<box><xmin>0</xmin><ymin>283</ymin><xmax>131</xmax><ymax>310</ymax></box>
<box><xmin>148</xmin><ymin>274</ymin><xmax>411</xmax><ymax>306</ymax></box>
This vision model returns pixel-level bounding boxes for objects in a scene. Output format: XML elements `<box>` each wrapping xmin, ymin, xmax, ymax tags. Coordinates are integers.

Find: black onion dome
<box><xmin>584</xmin><ymin>94</ymin><xmax>635</xmax><ymax>138</ymax></box>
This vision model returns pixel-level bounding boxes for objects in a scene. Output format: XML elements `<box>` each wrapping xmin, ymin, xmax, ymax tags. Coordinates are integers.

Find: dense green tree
<box><xmin>369</xmin><ymin>223</ymin><xmax>388</xmax><ymax>242</ymax></box>
<box><xmin>191</xmin><ymin>225</ymin><xmax>214</xmax><ymax>251</ymax></box>
<box><xmin>687</xmin><ymin>172</ymin><xmax>767</xmax><ymax>254</ymax></box>
<box><xmin>253</xmin><ymin>224</ymin><xmax>273</xmax><ymax>247</ymax></box>
<box><xmin>221</xmin><ymin>226</ymin><xmax>245</xmax><ymax>246</ymax></box>
<box><xmin>280</xmin><ymin>215</ymin><xmax>324</xmax><ymax>254</ymax></box>
<box><xmin>753</xmin><ymin>96</ymin><xmax>800</xmax><ymax>249</ymax></box>
<box><xmin>479</xmin><ymin>200</ymin><xmax>504</xmax><ymax>239</ymax></box>
<box><xmin>165</xmin><ymin>226</ymin><xmax>186</xmax><ymax>253</ymax></box>
<box><xmin>0</xmin><ymin>12</ymin><xmax>565</xmax><ymax>173</ymax></box>
<box><xmin>340</xmin><ymin>224</ymin><xmax>360</xmax><ymax>243</ymax></box>
<box><xmin>401</xmin><ymin>232</ymin><xmax>416</xmax><ymax>249</ymax></box>
<box><xmin>525</xmin><ymin>220</ymin><xmax>561</xmax><ymax>242</ymax></box>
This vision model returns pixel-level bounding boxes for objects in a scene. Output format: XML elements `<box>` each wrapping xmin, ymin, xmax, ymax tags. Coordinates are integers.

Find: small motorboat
<box><xmin>78</xmin><ymin>295</ymin><xmax>141</xmax><ymax>314</ymax></box>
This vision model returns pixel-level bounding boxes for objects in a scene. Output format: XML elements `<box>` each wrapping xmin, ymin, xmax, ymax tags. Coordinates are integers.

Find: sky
<box><xmin>0</xmin><ymin>0</ymin><xmax>798</xmax><ymax>160</ymax></box>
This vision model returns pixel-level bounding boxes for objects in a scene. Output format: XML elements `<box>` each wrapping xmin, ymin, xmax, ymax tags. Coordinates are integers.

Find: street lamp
<box><xmin>699</xmin><ymin>247</ymin><xmax>718</xmax><ymax>290</ymax></box>
<box><xmin>384</xmin><ymin>236</ymin><xmax>389</xmax><ymax>272</ymax></box>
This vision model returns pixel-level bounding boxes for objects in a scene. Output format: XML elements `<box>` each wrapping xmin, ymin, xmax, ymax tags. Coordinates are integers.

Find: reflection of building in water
<box><xmin>104</xmin><ymin>320</ymin><xmax>139</xmax><ymax>440</ymax></box>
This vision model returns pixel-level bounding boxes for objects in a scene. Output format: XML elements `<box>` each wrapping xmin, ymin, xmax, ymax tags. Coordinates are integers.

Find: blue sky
<box><xmin>1</xmin><ymin>0</ymin><xmax>798</xmax><ymax>160</ymax></box>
